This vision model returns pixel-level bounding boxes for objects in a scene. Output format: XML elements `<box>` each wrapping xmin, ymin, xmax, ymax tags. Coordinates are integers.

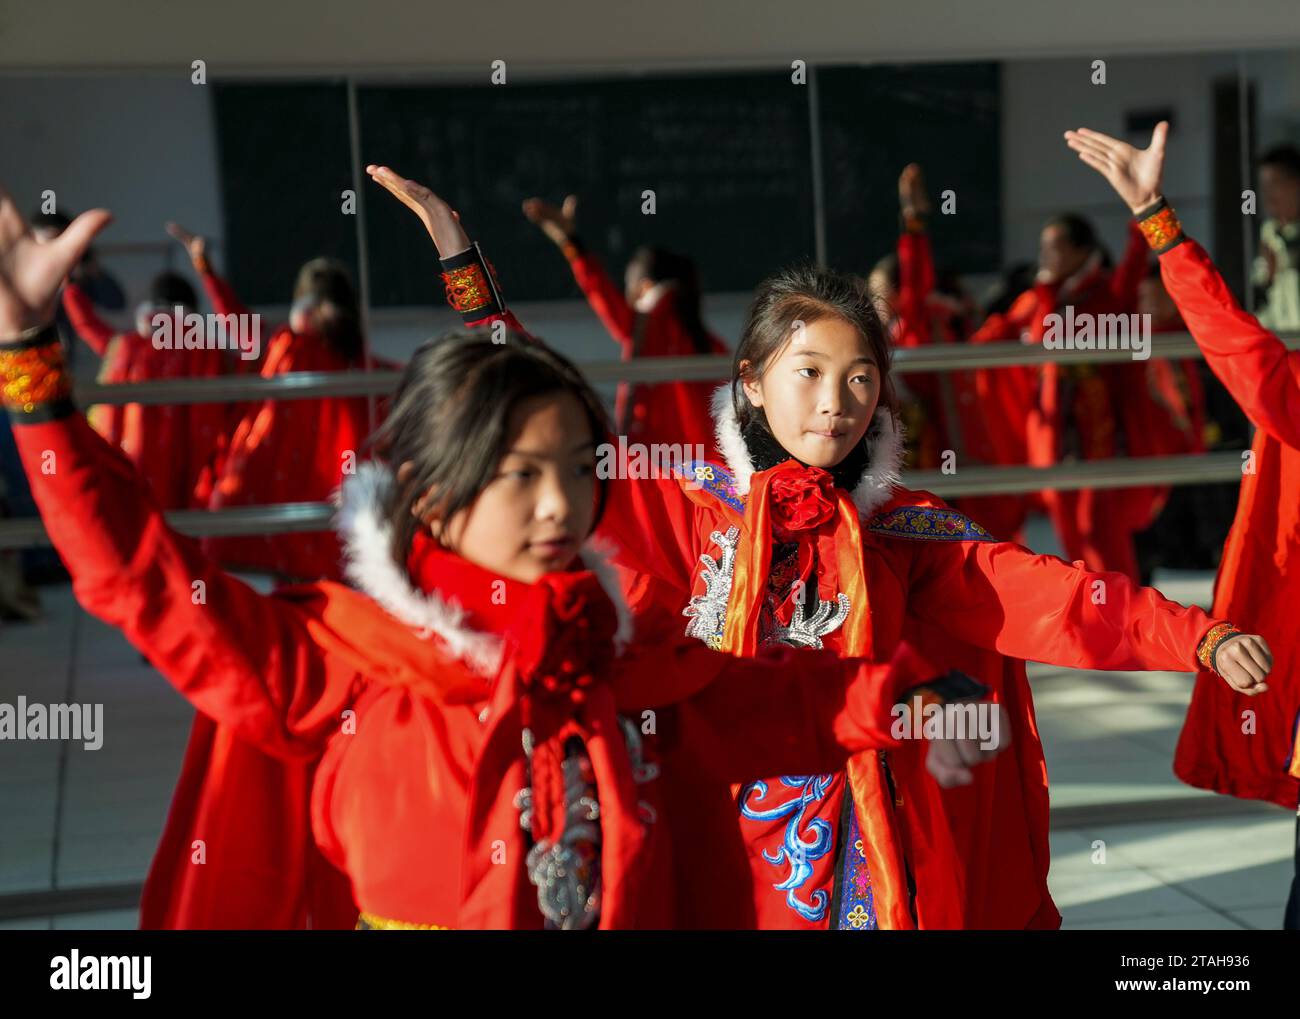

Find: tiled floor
<box><xmin>1</xmin><ymin>546</ymin><xmax>1295</xmax><ymax>930</ymax></box>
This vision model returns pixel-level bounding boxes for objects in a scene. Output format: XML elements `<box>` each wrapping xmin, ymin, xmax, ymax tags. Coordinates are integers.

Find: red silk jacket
<box><xmin>563</xmin><ymin>242</ymin><xmax>727</xmax><ymax>457</ymax></box>
<box><xmin>1162</xmin><ymin>235</ymin><xmax>1300</xmax><ymax>808</ymax></box>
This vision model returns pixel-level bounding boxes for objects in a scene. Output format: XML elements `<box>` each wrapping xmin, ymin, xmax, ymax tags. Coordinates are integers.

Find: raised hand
<box><xmin>0</xmin><ymin>183</ymin><xmax>112</xmax><ymax>340</ymax></box>
<box><xmin>365</xmin><ymin>165</ymin><xmax>470</xmax><ymax>258</ymax></box>
<box><xmin>1064</xmin><ymin>121</ymin><xmax>1168</xmax><ymax>213</ymax></box>
<box><xmin>1214</xmin><ymin>633</ymin><xmax>1273</xmax><ymax>697</ymax></box>
<box><xmin>165</xmin><ymin>221</ymin><xmax>207</xmax><ymax>266</ymax></box>
<box><xmin>898</xmin><ymin>163</ymin><xmax>930</xmax><ymax>218</ymax></box>
<box><xmin>522</xmin><ymin>195</ymin><xmax>577</xmax><ymax>246</ymax></box>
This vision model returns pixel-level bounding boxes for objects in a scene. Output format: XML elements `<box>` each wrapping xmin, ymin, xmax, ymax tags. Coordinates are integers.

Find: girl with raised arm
<box><xmin>57</xmin><ymin>237</ymin><xmax>230</xmax><ymax>511</ymax></box>
<box><xmin>1066</xmin><ymin>120</ymin><xmax>1300</xmax><ymax>928</ymax></box>
<box><xmin>869</xmin><ymin>163</ymin><xmax>1034</xmax><ymax>543</ymax></box>
<box><xmin>523</xmin><ymin>194</ymin><xmax>728</xmax><ymax>457</ymax></box>
<box><xmin>393</xmin><ymin>166</ymin><xmax>1274</xmax><ymax>930</ymax></box>
<box><xmin>0</xmin><ymin>177</ymin><xmax>958</xmax><ymax>930</ymax></box>
<box><xmin>159</xmin><ymin>222</ymin><xmax>383</xmax><ymax>582</ymax></box>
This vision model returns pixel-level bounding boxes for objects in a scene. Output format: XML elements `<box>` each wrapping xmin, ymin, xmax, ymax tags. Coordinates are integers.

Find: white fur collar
<box><xmin>634</xmin><ymin>280</ymin><xmax>676</xmax><ymax>313</ymax></box>
<box><xmin>332</xmin><ymin>461</ymin><xmax>634</xmax><ymax>678</ymax></box>
<box><xmin>710</xmin><ymin>384</ymin><xmax>904</xmax><ymax>519</ymax></box>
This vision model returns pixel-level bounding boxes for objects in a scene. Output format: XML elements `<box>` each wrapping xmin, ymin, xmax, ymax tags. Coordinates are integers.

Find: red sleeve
<box><xmin>896</xmin><ymin>228</ymin><xmax>936</xmax><ymax>340</ymax></box>
<box><xmin>565</xmin><ymin>246</ymin><xmax>636</xmax><ymax>350</ymax></box>
<box><xmin>1109</xmin><ymin>219</ymin><xmax>1149</xmax><ymax>310</ymax></box>
<box><xmin>199</xmin><ymin>266</ymin><xmax>251</xmax><ymax>320</ymax></box>
<box><xmin>616</xmin><ymin>637</ymin><xmax>902</xmax><ymax>781</ymax></box>
<box><xmin>902</xmin><ymin>529</ymin><xmax>1224</xmax><ymax>672</ymax></box>
<box><xmin>60</xmin><ymin>282</ymin><xmax>118</xmax><ymax>357</ymax></box>
<box><xmin>1159</xmin><ymin>237</ymin><xmax>1300</xmax><ymax>451</ymax></box>
<box><xmin>12</xmin><ymin>403</ymin><xmax>363</xmax><ymax>757</ymax></box>
<box><xmin>596</xmin><ymin>473</ymin><xmax>703</xmax><ymax>595</ymax></box>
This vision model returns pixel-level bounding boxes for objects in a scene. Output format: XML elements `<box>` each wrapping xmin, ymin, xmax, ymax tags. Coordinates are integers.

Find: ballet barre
<box><xmin>70</xmin><ymin>331</ymin><xmax>1300</xmax><ymax>406</ymax></box>
<box><xmin>0</xmin><ymin>451</ymin><xmax>1256</xmax><ymax>549</ymax></box>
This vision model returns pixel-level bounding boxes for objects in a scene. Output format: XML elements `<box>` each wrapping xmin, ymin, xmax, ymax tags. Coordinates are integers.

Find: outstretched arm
<box><xmin>167</xmin><ymin>221</ymin><xmax>251</xmax><ymax>322</ymax></box>
<box><xmin>899</xmin><ymin>511</ymin><xmax>1272</xmax><ymax>695</ymax></box>
<box><xmin>523</xmin><ymin>195</ymin><xmax>637</xmax><ymax>348</ymax></box>
<box><xmin>0</xmin><ymin>187</ymin><xmax>360</xmax><ymax>757</ymax></box>
<box><xmin>59</xmin><ymin>280</ymin><xmax>118</xmax><ymax>356</ymax></box>
<box><xmin>616</xmin><ymin>628</ymin><xmax>1000</xmax><ymax>788</ymax></box>
<box><xmin>1066</xmin><ymin>122</ymin><xmax>1300</xmax><ymax>450</ymax></box>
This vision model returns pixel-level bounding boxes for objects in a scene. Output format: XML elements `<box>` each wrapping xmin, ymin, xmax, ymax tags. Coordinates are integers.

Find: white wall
<box><xmin>0</xmin><ymin>75</ymin><xmax>224</xmax><ymax>380</ymax></box>
<box><xmin>1000</xmin><ymin>52</ymin><xmax>1240</xmax><ymax>269</ymax></box>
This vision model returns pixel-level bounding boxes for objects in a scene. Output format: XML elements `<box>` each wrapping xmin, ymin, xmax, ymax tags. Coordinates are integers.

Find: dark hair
<box><xmin>149</xmin><ymin>271</ymin><xmax>198</xmax><ymax>311</ymax></box>
<box><xmin>730</xmin><ymin>263</ymin><xmax>898</xmax><ymax>435</ymax></box>
<box><xmin>1259</xmin><ymin>144</ymin><xmax>1300</xmax><ymax>179</ymax></box>
<box><xmin>1044</xmin><ymin>213</ymin><xmax>1100</xmax><ymax>253</ymax></box>
<box><xmin>293</xmin><ymin>257</ymin><xmax>364</xmax><ymax>363</ymax></box>
<box><xmin>31</xmin><ymin>210</ymin><xmax>72</xmax><ymax>233</ymax></box>
<box><xmin>626</xmin><ymin>246</ymin><xmax>713</xmax><ymax>354</ymax></box>
<box><xmin>369</xmin><ymin>330</ymin><xmax>613</xmax><ymax>566</ymax></box>
<box><xmin>982</xmin><ymin>261</ymin><xmax>1036</xmax><ymax>317</ymax></box>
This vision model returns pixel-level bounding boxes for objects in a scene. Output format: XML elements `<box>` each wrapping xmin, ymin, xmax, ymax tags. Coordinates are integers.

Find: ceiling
<box><xmin>1</xmin><ymin>0</ymin><xmax>1297</xmax><ymax>75</ymax></box>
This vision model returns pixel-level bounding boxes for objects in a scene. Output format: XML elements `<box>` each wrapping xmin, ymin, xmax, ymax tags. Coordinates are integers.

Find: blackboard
<box><xmin>817</xmin><ymin>63</ymin><xmax>1002</xmax><ymax>277</ymax></box>
<box><xmin>355</xmin><ymin>73</ymin><xmax>816</xmax><ymax>304</ymax></box>
<box><xmin>212</xmin><ymin>83</ymin><xmax>359</xmax><ymax>306</ymax></box>
<box><xmin>211</xmin><ymin>66</ymin><xmax>1002</xmax><ymax>308</ymax></box>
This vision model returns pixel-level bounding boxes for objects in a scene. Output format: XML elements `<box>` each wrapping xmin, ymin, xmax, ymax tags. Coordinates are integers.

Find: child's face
<box><xmin>1037</xmin><ymin>224</ymin><xmax>1089</xmax><ymax>284</ymax></box>
<box><xmin>1260</xmin><ymin>165</ymin><xmax>1300</xmax><ymax>223</ymax></box>
<box><xmin>624</xmin><ymin>265</ymin><xmax>653</xmax><ymax>306</ymax></box>
<box><xmin>429</xmin><ymin>391</ymin><xmax>598</xmax><ymax>583</ymax></box>
<box><xmin>740</xmin><ymin>316</ymin><xmax>881</xmax><ymax>469</ymax></box>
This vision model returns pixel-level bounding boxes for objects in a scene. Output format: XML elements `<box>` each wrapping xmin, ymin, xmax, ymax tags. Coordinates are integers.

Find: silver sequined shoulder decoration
<box><xmin>682</xmin><ymin>527</ymin><xmax>740</xmax><ymax>650</ymax></box>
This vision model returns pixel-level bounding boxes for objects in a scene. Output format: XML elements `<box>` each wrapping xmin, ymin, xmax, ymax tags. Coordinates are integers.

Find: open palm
<box><xmin>522</xmin><ymin>195</ymin><xmax>577</xmax><ymax>246</ymax></box>
<box><xmin>0</xmin><ymin>185</ymin><xmax>112</xmax><ymax>340</ymax></box>
<box><xmin>365</xmin><ymin>165</ymin><xmax>469</xmax><ymax>258</ymax></box>
<box><xmin>1064</xmin><ymin>121</ymin><xmax>1168</xmax><ymax>213</ymax></box>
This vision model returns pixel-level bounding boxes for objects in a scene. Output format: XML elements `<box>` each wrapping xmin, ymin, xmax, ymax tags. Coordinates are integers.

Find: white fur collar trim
<box><xmin>710</xmin><ymin>383</ymin><xmax>904</xmax><ymax>519</ymax></box>
<box><xmin>332</xmin><ymin>461</ymin><xmax>634</xmax><ymax>678</ymax></box>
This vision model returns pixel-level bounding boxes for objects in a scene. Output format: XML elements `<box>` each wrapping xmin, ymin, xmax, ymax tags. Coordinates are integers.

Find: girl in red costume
<box><xmin>869</xmin><ymin>163</ymin><xmax>1034</xmax><ymax>542</ymax></box>
<box><xmin>419</xmin><ymin>174</ymin><xmax>1275</xmax><ymax>930</ymax></box>
<box><xmin>0</xmin><ymin>178</ymin><xmax>987</xmax><ymax>930</ymax></box>
<box><xmin>59</xmin><ymin>259</ymin><xmax>230</xmax><ymax>510</ymax></box>
<box><xmin>1067</xmin><ymin>120</ymin><xmax>1300</xmax><ymax>928</ymax></box>
<box><xmin>164</xmin><ymin>221</ymin><xmax>383</xmax><ymax>584</ymax></box>
<box><xmin>967</xmin><ymin>200</ymin><xmax>1158</xmax><ymax>580</ymax></box>
<box><xmin>523</xmin><ymin>195</ymin><xmax>728</xmax><ymax>457</ymax></box>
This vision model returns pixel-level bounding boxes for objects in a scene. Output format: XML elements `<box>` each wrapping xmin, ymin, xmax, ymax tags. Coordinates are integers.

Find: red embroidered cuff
<box><xmin>1196</xmin><ymin>622</ymin><xmax>1242</xmax><ymax>675</ymax></box>
<box><xmin>1134</xmin><ymin>197</ymin><xmax>1185</xmax><ymax>254</ymax></box>
<box><xmin>439</xmin><ymin>242</ymin><xmax>505</xmax><ymax>325</ymax></box>
<box><xmin>1</xmin><ymin>323</ymin><xmax>76</xmax><ymax>424</ymax></box>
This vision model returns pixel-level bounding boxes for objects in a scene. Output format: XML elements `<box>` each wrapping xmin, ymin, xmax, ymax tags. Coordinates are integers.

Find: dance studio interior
<box><xmin>1</xmin><ymin>0</ymin><xmax>1299</xmax><ymax>965</ymax></box>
